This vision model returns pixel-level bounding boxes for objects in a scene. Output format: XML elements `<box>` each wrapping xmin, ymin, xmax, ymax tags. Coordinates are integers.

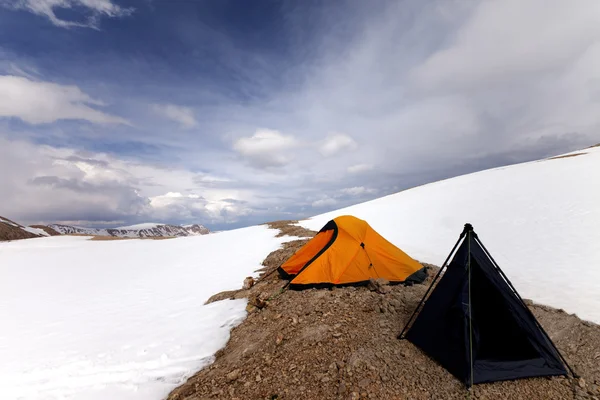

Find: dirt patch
<box><xmin>548</xmin><ymin>153</ymin><xmax>587</xmax><ymax>160</ymax></box>
<box><xmin>168</xmin><ymin>221</ymin><xmax>600</xmax><ymax>400</ymax></box>
<box><xmin>588</xmin><ymin>143</ymin><xmax>600</xmax><ymax>148</ymax></box>
<box><xmin>264</xmin><ymin>220</ymin><xmax>316</xmax><ymax>238</ymax></box>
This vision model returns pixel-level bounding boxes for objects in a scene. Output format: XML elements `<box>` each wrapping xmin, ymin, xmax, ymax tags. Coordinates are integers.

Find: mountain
<box><xmin>0</xmin><ymin>216</ymin><xmax>53</xmax><ymax>241</ymax></box>
<box><xmin>48</xmin><ymin>222</ymin><xmax>210</xmax><ymax>238</ymax></box>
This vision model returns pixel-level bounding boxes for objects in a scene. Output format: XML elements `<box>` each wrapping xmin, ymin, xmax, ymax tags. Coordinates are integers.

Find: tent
<box><xmin>399</xmin><ymin>224</ymin><xmax>573</xmax><ymax>387</ymax></box>
<box><xmin>278</xmin><ymin>215</ymin><xmax>427</xmax><ymax>289</ymax></box>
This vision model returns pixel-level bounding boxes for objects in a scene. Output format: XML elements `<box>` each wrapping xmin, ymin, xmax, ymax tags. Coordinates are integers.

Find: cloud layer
<box><xmin>1</xmin><ymin>0</ymin><xmax>599</xmax><ymax>230</ymax></box>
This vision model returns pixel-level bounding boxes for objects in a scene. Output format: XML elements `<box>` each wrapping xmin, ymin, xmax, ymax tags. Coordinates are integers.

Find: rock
<box><xmin>333</xmin><ymin>332</ymin><xmax>343</xmax><ymax>338</ymax></box>
<box><xmin>375</xmin><ymin>278</ymin><xmax>390</xmax><ymax>286</ymax></box>
<box><xmin>350</xmin><ymin>392</ymin><xmax>360</xmax><ymax>400</ymax></box>
<box><xmin>276</xmin><ymin>333</ymin><xmax>284</xmax><ymax>345</ymax></box>
<box><xmin>329</xmin><ymin>362</ymin><xmax>339</xmax><ymax>375</ymax></box>
<box><xmin>255</xmin><ymin>374</ymin><xmax>262</xmax><ymax>382</ymax></box>
<box><xmin>226</xmin><ymin>369</ymin><xmax>241</xmax><ymax>382</ymax></box>
<box><xmin>367</xmin><ymin>278</ymin><xmax>383</xmax><ymax>293</ymax></box>
<box><xmin>250</xmin><ymin>295</ymin><xmax>267</xmax><ymax>309</ymax></box>
<box><xmin>321</xmin><ymin>376</ymin><xmax>331</xmax><ymax>383</ymax></box>
<box><xmin>579</xmin><ymin>378</ymin><xmax>587</xmax><ymax>388</ymax></box>
<box><xmin>242</xmin><ymin>276</ymin><xmax>255</xmax><ymax>290</ymax></box>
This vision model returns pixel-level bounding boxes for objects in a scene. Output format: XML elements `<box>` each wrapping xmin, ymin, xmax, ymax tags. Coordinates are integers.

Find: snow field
<box><xmin>0</xmin><ymin>226</ymin><xmax>295</xmax><ymax>400</ymax></box>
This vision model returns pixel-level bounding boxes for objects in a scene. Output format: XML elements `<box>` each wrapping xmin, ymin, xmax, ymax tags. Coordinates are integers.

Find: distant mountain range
<box><xmin>0</xmin><ymin>217</ymin><xmax>209</xmax><ymax>241</ymax></box>
<box><xmin>48</xmin><ymin>223</ymin><xmax>210</xmax><ymax>238</ymax></box>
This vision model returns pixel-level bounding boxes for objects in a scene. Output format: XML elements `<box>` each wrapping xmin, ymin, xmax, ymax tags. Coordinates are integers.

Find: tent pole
<box><xmin>473</xmin><ymin>236</ymin><xmax>578</xmax><ymax>378</ymax></box>
<box><xmin>397</xmin><ymin>227</ymin><xmax>468</xmax><ymax>340</ymax></box>
<box><xmin>467</xmin><ymin>230</ymin><xmax>474</xmax><ymax>389</ymax></box>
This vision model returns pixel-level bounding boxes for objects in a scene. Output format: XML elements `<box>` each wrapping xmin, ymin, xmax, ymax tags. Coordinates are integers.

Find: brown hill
<box><xmin>168</xmin><ymin>221</ymin><xmax>600</xmax><ymax>400</ymax></box>
<box><xmin>30</xmin><ymin>225</ymin><xmax>61</xmax><ymax>236</ymax></box>
<box><xmin>0</xmin><ymin>216</ymin><xmax>41</xmax><ymax>241</ymax></box>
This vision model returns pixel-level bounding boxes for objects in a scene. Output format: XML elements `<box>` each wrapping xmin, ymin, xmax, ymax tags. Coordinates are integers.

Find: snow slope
<box><xmin>21</xmin><ymin>226</ymin><xmax>50</xmax><ymax>237</ymax></box>
<box><xmin>300</xmin><ymin>147</ymin><xmax>600</xmax><ymax>324</ymax></box>
<box><xmin>0</xmin><ymin>226</ymin><xmax>294</xmax><ymax>400</ymax></box>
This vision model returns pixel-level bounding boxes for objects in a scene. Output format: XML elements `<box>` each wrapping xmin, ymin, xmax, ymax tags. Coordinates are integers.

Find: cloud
<box><xmin>0</xmin><ymin>75</ymin><xmax>129</xmax><ymax>125</ymax></box>
<box><xmin>2</xmin><ymin>0</ymin><xmax>600</xmax><ymax>230</ymax></box>
<box><xmin>340</xmin><ymin>186</ymin><xmax>376</xmax><ymax>196</ymax></box>
<box><xmin>319</xmin><ymin>134</ymin><xmax>358</xmax><ymax>156</ymax></box>
<box><xmin>311</xmin><ymin>197</ymin><xmax>337</xmax><ymax>208</ymax></box>
<box><xmin>153</xmin><ymin>104</ymin><xmax>198</xmax><ymax>129</ymax></box>
<box><xmin>233</xmin><ymin>129</ymin><xmax>298</xmax><ymax>168</ymax></box>
<box><xmin>414</xmin><ymin>0</ymin><xmax>600</xmax><ymax>90</ymax></box>
<box><xmin>347</xmin><ymin>164</ymin><xmax>373</xmax><ymax>174</ymax></box>
<box><xmin>0</xmin><ymin>137</ymin><xmax>250</xmax><ymax>226</ymax></box>
<box><xmin>2</xmin><ymin>0</ymin><xmax>133</xmax><ymax>29</ymax></box>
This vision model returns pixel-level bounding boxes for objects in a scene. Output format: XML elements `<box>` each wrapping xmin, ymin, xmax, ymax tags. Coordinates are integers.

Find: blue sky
<box><xmin>1</xmin><ymin>0</ymin><xmax>599</xmax><ymax>230</ymax></box>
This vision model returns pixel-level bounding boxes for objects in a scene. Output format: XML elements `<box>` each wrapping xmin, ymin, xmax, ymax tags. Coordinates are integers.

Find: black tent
<box><xmin>398</xmin><ymin>224</ymin><xmax>573</xmax><ymax>387</ymax></box>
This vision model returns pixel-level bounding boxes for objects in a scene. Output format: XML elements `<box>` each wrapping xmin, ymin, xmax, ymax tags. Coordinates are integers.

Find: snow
<box><xmin>115</xmin><ymin>223</ymin><xmax>162</xmax><ymax>230</ymax></box>
<box><xmin>0</xmin><ymin>226</ymin><xmax>294</xmax><ymax>400</ymax></box>
<box><xmin>300</xmin><ymin>147</ymin><xmax>600</xmax><ymax>324</ymax></box>
<box><xmin>0</xmin><ymin>217</ymin><xmax>19</xmax><ymax>227</ymax></box>
<box><xmin>22</xmin><ymin>226</ymin><xmax>50</xmax><ymax>237</ymax></box>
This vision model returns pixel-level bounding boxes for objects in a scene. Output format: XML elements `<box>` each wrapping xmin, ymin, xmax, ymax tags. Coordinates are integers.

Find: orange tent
<box><xmin>278</xmin><ymin>215</ymin><xmax>426</xmax><ymax>289</ymax></box>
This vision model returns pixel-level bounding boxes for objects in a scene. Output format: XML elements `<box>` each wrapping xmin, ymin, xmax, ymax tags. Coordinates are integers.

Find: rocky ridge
<box><xmin>168</xmin><ymin>221</ymin><xmax>600</xmax><ymax>400</ymax></box>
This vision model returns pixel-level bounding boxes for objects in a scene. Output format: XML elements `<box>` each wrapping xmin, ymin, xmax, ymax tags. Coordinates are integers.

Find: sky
<box><xmin>0</xmin><ymin>0</ymin><xmax>599</xmax><ymax>231</ymax></box>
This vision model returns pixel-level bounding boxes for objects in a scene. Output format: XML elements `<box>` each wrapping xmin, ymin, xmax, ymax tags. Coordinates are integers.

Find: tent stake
<box><xmin>473</xmin><ymin>236</ymin><xmax>578</xmax><ymax>379</ymax></box>
<box><xmin>398</xmin><ymin>225</ymin><xmax>470</xmax><ymax>340</ymax></box>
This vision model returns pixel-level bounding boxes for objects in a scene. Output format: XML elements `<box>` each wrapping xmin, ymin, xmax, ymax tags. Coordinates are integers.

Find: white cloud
<box><xmin>233</xmin><ymin>129</ymin><xmax>298</xmax><ymax>168</ymax></box>
<box><xmin>319</xmin><ymin>134</ymin><xmax>358</xmax><ymax>156</ymax></box>
<box><xmin>347</xmin><ymin>164</ymin><xmax>373</xmax><ymax>174</ymax></box>
<box><xmin>0</xmin><ymin>137</ymin><xmax>258</xmax><ymax>227</ymax></box>
<box><xmin>0</xmin><ymin>75</ymin><xmax>129</xmax><ymax>125</ymax></box>
<box><xmin>2</xmin><ymin>0</ymin><xmax>133</xmax><ymax>29</ymax></box>
<box><xmin>153</xmin><ymin>104</ymin><xmax>198</xmax><ymax>129</ymax></box>
<box><xmin>311</xmin><ymin>197</ymin><xmax>337</xmax><ymax>208</ymax></box>
<box><xmin>340</xmin><ymin>186</ymin><xmax>376</xmax><ymax>196</ymax></box>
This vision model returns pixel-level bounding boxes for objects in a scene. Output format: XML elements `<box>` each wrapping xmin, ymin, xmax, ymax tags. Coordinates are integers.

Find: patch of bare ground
<box><xmin>264</xmin><ymin>220</ymin><xmax>316</xmax><ymax>238</ymax></box>
<box><xmin>588</xmin><ymin>143</ymin><xmax>600</xmax><ymax>148</ymax></box>
<box><xmin>169</xmin><ymin>221</ymin><xmax>600</xmax><ymax>400</ymax></box>
<box><xmin>548</xmin><ymin>153</ymin><xmax>587</xmax><ymax>160</ymax></box>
